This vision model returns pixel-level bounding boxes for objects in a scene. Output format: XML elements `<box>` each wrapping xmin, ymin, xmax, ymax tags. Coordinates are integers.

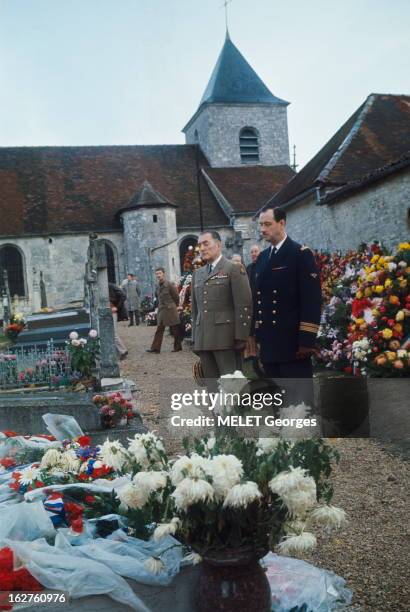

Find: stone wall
<box><xmin>185</xmin><ymin>104</ymin><xmax>290</xmax><ymax>167</ymax></box>
<box><xmin>261</xmin><ymin>170</ymin><xmax>410</xmax><ymax>252</ymax></box>
<box><xmin>0</xmin><ymin>232</ymin><xmax>125</xmax><ymax>314</ymax></box>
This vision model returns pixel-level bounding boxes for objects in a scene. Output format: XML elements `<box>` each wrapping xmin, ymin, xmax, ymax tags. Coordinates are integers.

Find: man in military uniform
<box><xmin>249</xmin><ymin>207</ymin><xmax>321</xmax><ymax>380</ymax></box>
<box><xmin>146</xmin><ymin>268</ymin><xmax>182</xmax><ymax>353</ymax></box>
<box><xmin>191</xmin><ymin>231</ymin><xmax>252</xmax><ymax>386</ymax></box>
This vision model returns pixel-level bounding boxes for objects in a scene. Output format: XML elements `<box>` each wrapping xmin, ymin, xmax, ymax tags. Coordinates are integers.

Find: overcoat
<box><xmin>156</xmin><ymin>280</ymin><xmax>180</xmax><ymax>327</ymax></box>
<box><xmin>191</xmin><ymin>256</ymin><xmax>252</xmax><ymax>351</ymax></box>
<box><xmin>121</xmin><ymin>279</ymin><xmax>141</xmax><ymax>311</ymax></box>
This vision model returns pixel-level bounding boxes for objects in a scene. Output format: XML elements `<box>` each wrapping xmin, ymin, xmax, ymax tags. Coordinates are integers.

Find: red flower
<box><xmin>0</xmin><ymin>547</ymin><xmax>14</xmax><ymax>573</ymax></box>
<box><xmin>0</xmin><ymin>458</ymin><xmax>16</xmax><ymax>469</ymax></box>
<box><xmin>3</xmin><ymin>431</ymin><xmax>18</xmax><ymax>438</ymax></box>
<box><xmin>70</xmin><ymin>516</ymin><xmax>83</xmax><ymax>533</ymax></box>
<box><xmin>84</xmin><ymin>495</ymin><xmax>96</xmax><ymax>504</ymax></box>
<box><xmin>77</xmin><ymin>435</ymin><xmax>91</xmax><ymax>447</ymax></box>
<box><xmin>64</xmin><ymin>502</ymin><xmax>83</xmax><ymax>520</ymax></box>
<box><xmin>344</xmin><ymin>366</ymin><xmax>353</xmax><ymax>374</ymax></box>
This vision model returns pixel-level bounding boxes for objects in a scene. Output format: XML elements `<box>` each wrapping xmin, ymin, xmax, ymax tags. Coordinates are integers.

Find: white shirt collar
<box><xmin>271</xmin><ymin>235</ymin><xmax>287</xmax><ymax>254</ymax></box>
<box><xmin>209</xmin><ymin>254</ymin><xmax>223</xmax><ymax>270</ymax></box>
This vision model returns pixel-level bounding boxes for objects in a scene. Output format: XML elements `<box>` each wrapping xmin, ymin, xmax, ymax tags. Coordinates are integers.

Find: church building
<box><xmin>0</xmin><ymin>34</ymin><xmax>294</xmax><ymax>313</ymax></box>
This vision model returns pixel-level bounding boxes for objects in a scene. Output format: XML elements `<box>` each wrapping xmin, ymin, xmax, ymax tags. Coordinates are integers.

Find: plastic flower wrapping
<box><xmin>315</xmin><ymin>242</ymin><xmax>410</xmax><ymax>376</ymax></box>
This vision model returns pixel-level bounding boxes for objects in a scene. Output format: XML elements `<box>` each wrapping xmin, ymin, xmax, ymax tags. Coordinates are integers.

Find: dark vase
<box><xmin>195</xmin><ymin>547</ymin><xmax>271</xmax><ymax>612</ymax></box>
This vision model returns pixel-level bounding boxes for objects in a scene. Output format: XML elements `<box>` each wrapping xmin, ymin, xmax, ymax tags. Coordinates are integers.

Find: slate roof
<box><xmin>121</xmin><ymin>180</ymin><xmax>177</xmax><ymax>211</ymax></box>
<box><xmin>266</xmin><ymin>94</ymin><xmax>410</xmax><ymax>208</ymax></box>
<box><xmin>0</xmin><ymin>144</ymin><xmax>291</xmax><ymax>237</ymax></box>
<box><xmin>183</xmin><ymin>35</ymin><xmax>288</xmax><ymax>131</ymax></box>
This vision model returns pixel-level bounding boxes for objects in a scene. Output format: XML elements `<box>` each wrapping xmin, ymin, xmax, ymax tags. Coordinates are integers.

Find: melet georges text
<box><xmin>169</xmin><ymin>390</ymin><xmax>317</xmax><ymax>429</ymax></box>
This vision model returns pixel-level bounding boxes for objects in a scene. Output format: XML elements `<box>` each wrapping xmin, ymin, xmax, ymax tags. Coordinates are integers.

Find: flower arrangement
<box><xmin>4</xmin><ymin>313</ymin><xmax>26</xmax><ymax>341</ymax></box>
<box><xmin>93</xmin><ymin>391</ymin><xmax>135</xmax><ymax>428</ymax></box>
<box><xmin>66</xmin><ymin>329</ymin><xmax>100</xmax><ymax>379</ymax></box>
<box><xmin>144</xmin><ymin>310</ymin><xmax>158</xmax><ymax>326</ymax></box>
<box><xmin>140</xmin><ymin>295</ymin><xmax>155</xmax><ymax>316</ymax></box>
<box><xmin>316</xmin><ymin>242</ymin><xmax>410</xmax><ymax>376</ymax></box>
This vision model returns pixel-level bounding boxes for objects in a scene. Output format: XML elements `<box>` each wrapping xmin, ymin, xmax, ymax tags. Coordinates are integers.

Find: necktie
<box><xmin>270</xmin><ymin>246</ymin><xmax>277</xmax><ymax>259</ymax></box>
<box><xmin>207</xmin><ymin>263</ymin><xmax>213</xmax><ymax>273</ymax></box>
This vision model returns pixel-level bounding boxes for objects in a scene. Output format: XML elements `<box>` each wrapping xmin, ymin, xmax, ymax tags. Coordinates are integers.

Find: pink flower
<box><xmin>88</xmin><ymin>329</ymin><xmax>98</xmax><ymax>338</ymax></box>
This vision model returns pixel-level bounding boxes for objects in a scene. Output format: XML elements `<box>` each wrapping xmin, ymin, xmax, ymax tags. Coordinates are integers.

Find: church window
<box><xmin>104</xmin><ymin>242</ymin><xmax>117</xmax><ymax>285</ymax></box>
<box><xmin>153</xmin><ymin>214</ymin><xmax>158</xmax><ymax>223</ymax></box>
<box><xmin>239</xmin><ymin>127</ymin><xmax>259</xmax><ymax>163</ymax></box>
<box><xmin>0</xmin><ymin>245</ymin><xmax>26</xmax><ymax>297</ymax></box>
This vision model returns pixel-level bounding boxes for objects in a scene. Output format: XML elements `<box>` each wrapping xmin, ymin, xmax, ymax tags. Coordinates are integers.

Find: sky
<box><xmin>0</xmin><ymin>0</ymin><xmax>409</xmax><ymax>167</ymax></box>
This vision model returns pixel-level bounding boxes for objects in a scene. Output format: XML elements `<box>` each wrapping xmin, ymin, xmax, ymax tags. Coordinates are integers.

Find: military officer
<box><xmin>191</xmin><ymin>231</ymin><xmax>252</xmax><ymax>386</ymax></box>
<box><xmin>146</xmin><ymin>268</ymin><xmax>182</xmax><ymax>353</ymax></box>
<box><xmin>249</xmin><ymin>207</ymin><xmax>321</xmax><ymax>379</ymax></box>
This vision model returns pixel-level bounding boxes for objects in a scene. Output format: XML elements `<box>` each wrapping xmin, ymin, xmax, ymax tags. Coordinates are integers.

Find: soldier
<box><xmin>249</xmin><ymin>207</ymin><xmax>321</xmax><ymax>380</ymax></box>
<box><xmin>191</xmin><ymin>231</ymin><xmax>252</xmax><ymax>386</ymax></box>
<box><xmin>146</xmin><ymin>268</ymin><xmax>182</xmax><ymax>353</ymax></box>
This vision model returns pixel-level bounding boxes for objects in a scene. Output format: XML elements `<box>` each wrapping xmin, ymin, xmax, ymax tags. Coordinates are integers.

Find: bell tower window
<box><xmin>239</xmin><ymin>127</ymin><xmax>259</xmax><ymax>164</ymax></box>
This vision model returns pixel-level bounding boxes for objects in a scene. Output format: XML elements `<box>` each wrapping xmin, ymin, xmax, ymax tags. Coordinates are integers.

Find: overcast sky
<box><xmin>0</xmin><ymin>0</ymin><xmax>409</xmax><ymax>167</ymax></box>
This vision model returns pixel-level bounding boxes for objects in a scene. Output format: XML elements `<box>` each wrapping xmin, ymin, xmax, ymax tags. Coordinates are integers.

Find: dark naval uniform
<box><xmin>191</xmin><ymin>256</ymin><xmax>252</xmax><ymax>385</ymax></box>
<box><xmin>252</xmin><ymin>236</ymin><xmax>321</xmax><ymax>378</ymax></box>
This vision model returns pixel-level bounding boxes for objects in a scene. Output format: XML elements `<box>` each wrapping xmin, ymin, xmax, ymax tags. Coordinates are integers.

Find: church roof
<box><xmin>0</xmin><ymin>144</ymin><xmax>292</xmax><ymax>237</ymax></box>
<box><xmin>266</xmin><ymin>93</ymin><xmax>410</xmax><ymax>209</ymax></box>
<box><xmin>183</xmin><ymin>35</ymin><xmax>288</xmax><ymax>131</ymax></box>
<box><xmin>122</xmin><ymin>180</ymin><xmax>177</xmax><ymax>211</ymax></box>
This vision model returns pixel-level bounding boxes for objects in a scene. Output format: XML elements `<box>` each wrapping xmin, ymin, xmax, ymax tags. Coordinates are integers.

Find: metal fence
<box><xmin>0</xmin><ymin>340</ymin><xmax>77</xmax><ymax>390</ymax></box>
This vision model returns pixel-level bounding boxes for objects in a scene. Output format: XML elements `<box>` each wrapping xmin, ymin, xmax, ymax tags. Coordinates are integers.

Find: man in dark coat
<box><xmin>146</xmin><ymin>268</ymin><xmax>182</xmax><ymax>353</ymax></box>
<box><xmin>246</xmin><ymin>244</ymin><xmax>261</xmax><ymax>293</ymax></box>
<box><xmin>249</xmin><ymin>207</ymin><xmax>321</xmax><ymax>380</ymax></box>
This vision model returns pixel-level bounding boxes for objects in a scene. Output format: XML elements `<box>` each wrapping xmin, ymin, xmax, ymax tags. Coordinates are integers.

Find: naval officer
<box><xmin>249</xmin><ymin>207</ymin><xmax>321</xmax><ymax>379</ymax></box>
<box><xmin>191</xmin><ymin>231</ymin><xmax>252</xmax><ymax>386</ymax></box>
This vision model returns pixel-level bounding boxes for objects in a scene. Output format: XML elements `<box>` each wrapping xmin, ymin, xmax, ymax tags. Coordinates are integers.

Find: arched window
<box><xmin>0</xmin><ymin>245</ymin><xmax>26</xmax><ymax>297</ymax></box>
<box><xmin>239</xmin><ymin>127</ymin><xmax>259</xmax><ymax>164</ymax></box>
<box><xmin>179</xmin><ymin>235</ymin><xmax>198</xmax><ymax>273</ymax></box>
<box><xmin>104</xmin><ymin>242</ymin><xmax>117</xmax><ymax>285</ymax></box>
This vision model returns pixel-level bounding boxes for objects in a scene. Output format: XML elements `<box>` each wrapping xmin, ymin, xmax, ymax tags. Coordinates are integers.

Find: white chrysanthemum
<box><xmin>183</xmin><ymin>552</ymin><xmax>202</xmax><ymax>565</ymax></box>
<box><xmin>133</xmin><ymin>470</ymin><xmax>168</xmax><ymax>493</ymax></box>
<box><xmin>71</xmin><ymin>339</ymin><xmax>80</xmax><ymax>347</ymax></box>
<box><xmin>69</xmin><ymin>331</ymin><xmax>79</xmax><ymax>340</ymax></box>
<box><xmin>18</xmin><ymin>466</ymin><xmax>41</xmax><ymax>485</ymax></box>
<box><xmin>223</xmin><ymin>481</ymin><xmax>262</xmax><ymax>508</ymax></box>
<box><xmin>59</xmin><ymin>450</ymin><xmax>81</xmax><ymax>473</ymax></box>
<box><xmin>277</xmin><ymin>532</ymin><xmax>317</xmax><ymax>556</ymax></box>
<box><xmin>117</xmin><ymin>483</ymin><xmax>150</xmax><ymax>510</ymax></box>
<box><xmin>256</xmin><ymin>437</ymin><xmax>280</xmax><ymax>456</ymax></box>
<box><xmin>210</xmin><ymin>454</ymin><xmax>243</xmax><ymax>498</ymax></box>
<box><xmin>98</xmin><ymin>439</ymin><xmax>128</xmax><ymax>471</ymax></box>
<box><xmin>206</xmin><ymin>437</ymin><xmax>216</xmax><ymax>451</ymax></box>
<box><xmin>88</xmin><ymin>329</ymin><xmax>98</xmax><ymax>338</ymax></box>
<box><xmin>40</xmin><ymin>448</ymin><xmax>62</xmax><ymax>469</ymax></box>
<box><xmin>269</xmin><ymin>466</ymin><xmax>317</xmax><ymax>517</ymax></box>
<box><xmin>170</xmin><ymin>454</ymin><xmax>213</xmax><ymax>486</ymax></box>
<box><xmin>144</xmin><ymin>557</ymin><xmax>165</xmax><ymax>574</ymax></box>
<box><xmin>172</xmin><ymin>477</ymin><xmax>214</xmax><ymax>511</ymax></box>
<box><xmin>309</xmin><ymin>505</ymin><xmax>347</xmax><ymax>531</ymax></box>
<box><xmin>128</xmin><ymin>439</ymin><xmax>149</xmax><ymax>467</ymax></box>
<box><xmin>153</xmin><ymin>517</ymin><xmax>180</xmax><ymax>541</ymax></box>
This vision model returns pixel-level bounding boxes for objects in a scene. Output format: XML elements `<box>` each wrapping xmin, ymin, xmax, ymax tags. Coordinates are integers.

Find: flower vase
<box><xmin>195</xmin><ymin>547</ymin><xmax>271</xmax><ymax>612</ymax></box>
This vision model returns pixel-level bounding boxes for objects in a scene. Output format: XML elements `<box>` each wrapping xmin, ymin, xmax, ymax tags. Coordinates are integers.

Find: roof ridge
<box><xmin>318</xmin><ymin>94</ymin><xmax>376</xmax><ymax>183</ymax></box>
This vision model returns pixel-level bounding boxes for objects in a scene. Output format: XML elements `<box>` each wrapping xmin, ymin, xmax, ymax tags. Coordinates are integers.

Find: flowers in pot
<box><xmin>66</xmin><ymin>329</ymin><xmax>100</xmax><ymax>379</ymax></box>
<box><xmin>4</xmin><ymin>313</ymin><xmax>26</xmax><ymax>341</ymax></box>
<box><xmin>93</xmin><ymin>391</ymin><xmax>135</xmax><ymax>429</ymax></box>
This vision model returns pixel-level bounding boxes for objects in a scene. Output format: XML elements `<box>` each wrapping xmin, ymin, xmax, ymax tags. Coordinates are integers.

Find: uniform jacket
<box><xmin>121</xmin><ymin>279</ymin><xmax>141</xmax><ymax>311</ymax></box>
<box><xmin>191</xmin><ymin>256</ymin><xmax>252</xmax><ymax>351</ymax></box>
<box><xmin>252</xmin><ymin>237</ymin><xmax>321</xmax><ymax>363</ymax></box>
<box><xmin>156</xmin><ymin>280</ymin><xmax>180</xmax><ymax>327</ymax></box>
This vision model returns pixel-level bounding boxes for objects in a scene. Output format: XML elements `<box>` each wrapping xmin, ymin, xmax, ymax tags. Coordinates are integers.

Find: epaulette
<box><xmin>300</xmin><ymin>245</ymin><xmax>313</xmax><ymax>252</ymax></box>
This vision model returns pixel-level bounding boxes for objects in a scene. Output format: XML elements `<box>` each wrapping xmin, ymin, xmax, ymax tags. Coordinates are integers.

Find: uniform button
<box><xmin>258</xmin><ymin>310</ymin><xmax>262</xmax><ymax>314</ymax></box>
<box><xmin>244</xmin><ymin>307</ymin><xmax>248</xmax><ymax>311</ymax></box>
<box><xmin>257</xmin><ymin>292</ymin><xmax>261</xmax><ymax>295</ymax></box>
<box><xmin>257</xmin><ymin>301</ymin><xmax>261</xmax><ymax>305</ymax></box>
<box><xmin>240</xmin><ymin>314</ymin><xmax>243</xmax><ymax>318</ymax></box>
<box><xmin>248</xmin><ymin>315</ymin><xmax>251</xmax><ymax>318</ymax></box>
<box><xmin>204</xmin><ymin>301</ymin><xmax>207</xmax><ymax>304</ymax></box>
<box><xmin>258</xmin><ymin>320</ymin><xmax>263</xmax><ymax>324</ymax></box>
<box><xmin>204</xmin><ymin>310</ymin><xmax>208</xmax><ymax>313</ymax></box>
<box><xmin>243</xmin><ymin>323</ymin><xmax>247</xmax><ymax>326</ymax></box>
<box><xmin>204</xmin><ymin>291</ymin><xmax>207</xmax><ymax>295</ymax></box>
<box><xmin>273</xmin><ymin>290</ymin><xmax>277</xmax><ymax>294</ymax></box>
<box><xmin>272</xmin><ymin>310</ymin><xmax>276</xmax><ymax>314</ymax></box>
<box><xmin>272</xmin><ymin>321</ymin><xmax>276</xmax><ymax>324</ymax></box>
<box><xmin>227</xmin><ymin>320</ymin><xmax>230</xmax><ymax>323</ymax></box>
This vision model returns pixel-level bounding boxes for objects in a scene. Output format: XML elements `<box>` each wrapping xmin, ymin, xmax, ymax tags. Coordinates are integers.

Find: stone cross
<box><xmin>95</xmin><ymin>239</ymin><xmax>120</xmax><ymax>379</ymax></box>
<box><xmin>85</xmin><ymin>235</ymin><xmax>99</xmax><ymax>332</ymax></box>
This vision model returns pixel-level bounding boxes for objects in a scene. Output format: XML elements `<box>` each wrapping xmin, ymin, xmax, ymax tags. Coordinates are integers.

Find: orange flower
<box><xmin>389</xmin><ymin>295</ymin><xmax>400</xmax><ymax>305</ymax></box>
<box><xmin>393</xmin><ymin>323</ymin><xmax>403</xmax><ymax>334</ymax></box>
<box><xmin>375</xmin><ymin>355</ymin><xmax>387</xmax><ymax>366</ymax></box>
<box><xmin>393</xmin><ymin>360</ymin><xmax>404</xmax><ymax>369</ymax></box>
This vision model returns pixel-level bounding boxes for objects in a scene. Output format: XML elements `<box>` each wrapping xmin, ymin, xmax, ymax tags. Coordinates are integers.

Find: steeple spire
<box><xmin>222</xmin><ymin>0</ymin><xmax>232</xmax><ymax>37</ymax></box>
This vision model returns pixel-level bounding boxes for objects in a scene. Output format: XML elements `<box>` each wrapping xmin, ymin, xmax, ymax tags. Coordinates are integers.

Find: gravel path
<box><xmin>118</xmin><ymin>323</ymin><xmax>410</xmax><ymax>611</ymax></box>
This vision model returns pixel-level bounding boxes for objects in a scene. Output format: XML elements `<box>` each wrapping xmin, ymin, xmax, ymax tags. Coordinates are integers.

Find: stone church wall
<box><xmin>279</xmin><ymin>170</ymin><xmax>410</xmax><ymax>252</ymax></box>
<box><xmin>185</xmin><ymin>104</ymin><xmax>290</xmax><ymax>167</ymax></box>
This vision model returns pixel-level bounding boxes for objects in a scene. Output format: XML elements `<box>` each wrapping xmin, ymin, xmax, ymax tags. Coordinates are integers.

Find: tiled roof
<box><xmin>0</xmin><ymin>144</ymin><xmax>292</xmax><ymax>237</ymax></box>
<box><xmin>206</xmin><ymin>165</ymin><xmax>295</xmax><ymax>214</ymax></box>
<box><xmin>266</xmin><ymin>94</ymin><xmax>410</xmax><ymax>208</ymax></box>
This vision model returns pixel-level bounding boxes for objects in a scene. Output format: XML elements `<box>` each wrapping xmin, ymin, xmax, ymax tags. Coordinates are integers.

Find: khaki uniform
<box><xmin>191</xmin><ymin>256</ymin><xmax>252</xmax><ymax>382</ymax></box>
<box><xmin>150</xmin><ymin>280</ymin><xmax>182</xmax><ymax>352</ymax></box>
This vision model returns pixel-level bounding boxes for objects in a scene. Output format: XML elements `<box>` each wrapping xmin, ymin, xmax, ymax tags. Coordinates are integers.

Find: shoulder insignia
<box><xmin>300</xmin><ymin>245</ymin><xmax>312</xmax><ymax>252</ymax></box>
<box><xmin>310</xmin><ymin>272</ymin><xmax>318</xmax><ymax>278</ymax></box>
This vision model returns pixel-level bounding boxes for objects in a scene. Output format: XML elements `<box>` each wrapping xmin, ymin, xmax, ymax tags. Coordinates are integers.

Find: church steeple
<box><xmin>183</xmin><ymin>36</ymin><xmax>290</xmax><ymax>168</ymax></box>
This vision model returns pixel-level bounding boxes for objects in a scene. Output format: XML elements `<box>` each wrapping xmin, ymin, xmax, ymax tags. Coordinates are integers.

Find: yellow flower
<box><xmin>364</xmin><ymin>288</ymin><xmax>373</xmax><ymax>297</ymax></box>
<box><xmin>398</xmin><ymin>242</ymin><xmax>410</xmax><ymax>251</ymax></box>
<box><xmin>384</xmin><ymin>278</ymin><xmax>392</xmax><ymax>288</ymax></box>
<box><xmin>374</xmin><ymin>285</ymin><xmax>384</xmax><ymax>294</ymax></box>
<box><xmin>372</xmin><ymin>309</ymin><xmax>379</xmax><ymax>317</ymax></box>
<box><xmin>396</xmin><ymin>310</ymin><xmax>404</xmax><ymax>321</ymax></box>
<box><xmin>399</xmin><ymin>278</ymin><xmax>407</xmax><ymax>288</ymax></box>
<box><xmin>371</xmin><ymin>255</ymin><xmax>380</xmax><ymax>263</ymax></box>
<box><xmin>355</xmin><ymin>318</ymin><xmax>365</xmax><ymax>325</ymax></box>
<box><xmin>381</xmin><ymin>328</ymin><xmax>393</xmax><ymax>339</ymax></box>
<box><xmin>356</xmin><ymin>291</ymin><xmax>363</xmax><ymax>299</ymax></box>
<box><xmin>385</xmin><ymin>351</ymin><xmax>396</xmax><ymax>361</ymax></box>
